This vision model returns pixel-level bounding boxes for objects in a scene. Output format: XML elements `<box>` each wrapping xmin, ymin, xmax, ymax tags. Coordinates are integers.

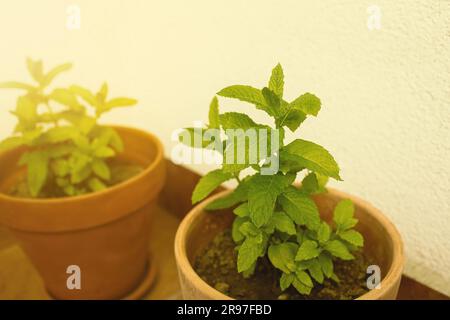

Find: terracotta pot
<box><xmin>175</xmin><ymin>188</ymin><xmax>404</xmax><ymax>300</ymax></box>
<box><xmin>0</xmin><ymin>126</ymin><xmax>166</xmax><ymax>299</ymax></box>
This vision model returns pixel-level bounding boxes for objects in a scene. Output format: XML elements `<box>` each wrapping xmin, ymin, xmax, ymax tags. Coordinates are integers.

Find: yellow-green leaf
<box><xmin>41</xmin><ymin>63</ymin><xmax>72</xmax><ymax>87</ymax></box>
<box><xmin>92</xmin><ymin>159</ymin><xmax>111</xmax><ymax>180</ymax></box>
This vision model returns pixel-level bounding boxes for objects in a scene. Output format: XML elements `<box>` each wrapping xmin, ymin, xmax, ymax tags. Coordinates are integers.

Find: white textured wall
<box><xmin>0</xmin><ymin>0</ymin><xmax>449</xmax><ymax>295</ymax></box>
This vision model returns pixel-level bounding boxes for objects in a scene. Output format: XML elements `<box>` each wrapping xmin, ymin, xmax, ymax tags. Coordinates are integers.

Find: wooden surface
<box><xmin>0</xmin><ymin>204</ymin><xmax>181</xmax><ymax>300</ymax></box>
<box><xmin>0</xmin><ymin>160</ymin><xmax>448</xmax><ymax>300</ymax></box>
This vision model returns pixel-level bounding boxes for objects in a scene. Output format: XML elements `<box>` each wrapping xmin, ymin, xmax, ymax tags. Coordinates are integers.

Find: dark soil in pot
<box><xmin>194</xmin><ymin>230</ymin><xmax>372</xmax><ymax>300</ymax></box>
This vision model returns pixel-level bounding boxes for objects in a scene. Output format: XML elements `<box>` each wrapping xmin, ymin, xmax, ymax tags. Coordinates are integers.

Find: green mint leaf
<box><xmin>88</xmin><ymin>177</ymin><xmax>107</xmax><ymax>192</ymax></box>
<box><xmin>70</xmin><ymin>85</ymin><xmax>97</xmax><ymax>106</ymax></box>
<box><xmin>270</xmin><ymin>211</ymin><xmax>296</xmax><ymax>235</ymax></box>
<box><xmin>0</xmin><ymin>81</ymin><xmax>35</xmax><ymax>91</ymax></box>
<box><xmin>268</xmin><ymin>242</ymin><xmax>298</xmax><ymax>274</ymax></box>
<box><xmin>191</xmin><ymin>169</ymin><xmax>233</xmax><ymax>204</ymax></box>
<box><xmin>295</xmin><ymin>240</ymin><xmax>320</xmax><ymax>261</ymax></box>
<box><xmin>178</xmin><ymin>127</ymin><xmax>218</xmax><ymax>149</ymax></box>
<box><xmin>318</xmin><ymin>253</ymin><xmax>333</xmax><ymax>278</ymax></box>
<box><xmin>219</xmin><ymin>112</ymin><xmax>260</xmax><ymax>129</ymax></box>
<box><xmin>41</xmin><ymin>62</ymin><xmax>72</xmax><ymax>87</ymax></box>
<box><xmin>317</xmin><ymin>222</ymin><xmax>331</xmax><ymax>243</ymax></box>
<box><xmin>233</xmin><ymin>202</ymin><xmax>250</xmax><ymax>217</ymax></box>
<box><xmin>333</xmin><ymin>199</ymin><xmax>358</xmax><ymax>230</ymax></box>
<box><xmin>338</xmin><ymin>229</ymin><xmax>364</xmax><ymax>247</ymax></box>
<box><xmin>308</xmin><ymin>259</ymin><xmax>324</xmax><ymax>284</ymax></box>
<box><xmin>289</xmin><ymin>93</ymin><xmax>321</xmax><ymax>116</ymax></box>
<box><xmin>282</xmin><ymin>139</ymin><xmax>341</xmax><ymax>180</ymax></box>
<box><xmin>268</xmin><ymin>63</ymin><xmax>284</xmax><ymax>98</ymax></box>
<box><xmin>278</xmin><ymin>186</ymin><xmax>321</xmax><ymax>230</ymax></box>
<box><xmin>292</xmin><ymin>278</ymin><xmax>312</xmax><ymax>295</ymax></box>
<box><xmin>276</xmin><ymin>99</ymin><xmax>307</xmax><ymax>131</ymax></box>
<box><xmin>13</xmin><ymin>96</ymin><xmax>38</xmax><ymax>130</ymax></box>
<box><xmin>239</xmin><ymin>221</ymin><xmax>260</xmax><ymax>238</ymax></box>
<box><xmin>295</xmin><ymin>270</ymin><xmax>314</xmax><ymax>288</ymax></box>
<box><xmin>300</xmin><ymin>172</ymin><xmax>328</xmax><ymax>195</ymax></box>
<box><xmin>324</xmin><ymin>240</ymin><xmax>354</xmax><ymax>260</ymax></box>
<box><xmin>50</xmin><ymin>88</ymin><xmax>84</xmax><ymax>111</ymax></box>
<box><xmin>232</xmin><ymin>216</ymin><xmax>247</xmax><ymax>243</ymax></box>
<box><xmin>50</xmin><ymin>158</ymin><xmax>69</xmax><ymax>177</ymax></box>
<box><xmin>217</xmin><ymin>85</ymin><xmax>277</xmax><ymax>117</ymax></box>
<box><xmin>208</xmin><ymin>96</ymin><xmax>220</xmax><ymax>129</ymax></box>
<box><xmin>26</xmin><ymin>150</ymin><xmax>49</xmax><ymax>197</ymax></box>
<box><xmin>237</xmin><ymin>236</ymin><xmax>264</xmax><ymax>273</ymax></box>
<box><xmin>248</xmin><ymin>174</ymin><xmax>292</xmax><ymax>227</ymax></box>
<box><xmin>205</xmin><ymin>177</ymin><xmax>251</xmax><ymax>210</ymax></box>
<box><xmin>261</xmin><ymin>87</ymin><xmax>281</xmax><ymax>116</ymax></box>
<box><xmin>105</xmin><ymin>97</ymin><xmax>137</xmax><ymax>111</ymax></box>
<box><xmin>92</xmin><ymin>159</ymin><xmax>111</xmax><ymax>181</ymax></box>
<box><xmin>280</xmin><ymin>273</ymin><xmax>294</xmax><ymax>291</ymax></box>
<box><xmin>94</xmin><ymin>146</ymin><xmax>115</xmax><ymax>158</ymax></box>
<box><xmin>26</xmin><ymin>58</ymin><xmax>44</xmax><ymax>83</ymax></box>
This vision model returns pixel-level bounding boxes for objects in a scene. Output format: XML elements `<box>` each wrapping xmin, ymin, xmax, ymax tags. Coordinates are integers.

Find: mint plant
<box><xmin>181</xmin><ymin>64</ymin><xmax>364</xmax><ymax>295</ymax></box>
<box><xmin>0</xmin><ymin>59</ymin><xmax>137</xmax><ymax>197</ymax></box>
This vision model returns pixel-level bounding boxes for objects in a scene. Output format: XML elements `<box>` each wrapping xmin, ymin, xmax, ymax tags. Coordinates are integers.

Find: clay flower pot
<box><xmin>0</xmin><ymin>126</ymin><xmax>166</xmax><ymax>299</ymax></box>
<box><xmin>175</xmin><ymin>188</ymin><xmax>404</xmax><ymax>300</ymax></box>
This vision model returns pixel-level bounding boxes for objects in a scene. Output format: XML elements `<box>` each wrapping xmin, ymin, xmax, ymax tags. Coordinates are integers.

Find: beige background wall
<box><xmin>0</xmin><ymin>0</ymin><xmax>449</xmax><ymax>295</ymax></box>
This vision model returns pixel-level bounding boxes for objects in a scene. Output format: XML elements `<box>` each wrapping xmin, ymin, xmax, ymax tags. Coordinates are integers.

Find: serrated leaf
<box><xmin>219</xmin><ymin>112</ymin><xmax>260</xmax><ymax>130</ymax></box>
<box><xmin>26</xmin><ymin>58</ymin><xmax>43</xmax><ymax>83</ymax></box>
<box><xmin>317</xmin><ymin>222</ymin><xmax>331</xmax><ymax>243</ymax></box>
<box><xmin>42</xmin><ymin>126</ymin><xmax>79</xmax><ymax>144</ymax></box>
<box><xmin>276</xmin><ymin>99</ymin><xmax>307</xmax><ymax>131</ymax></box>
<box><xmin>105</xmin><ymin>97</ymin><xmax>137</xmax><ymax>110</ymax></box>
<box><xmin>300</xmin><ymin>172</ymin><xmax>327</xmax><ymax>195</ymax></box>
<box><xmin>280</xmin><ymin>273</ymin><xmax>294</xmax><ymax>291</ymax></box>
<box><xmin>26</xmin><ymin>150</ymin><xmax>48</xmax><ymax>197</ymax></box>
<box><xmin>208</xmin><ymin>96</ymin><xmax>220</xmax><ymax>129</ymax></box>
<box><xmin>339</xmin><ymin>229</ymin><xmax>364</xmax><ymax>247</ymax></box>
<box><xmin>92</xmin><ymin>159</ymin><xmax>111</xmax><ymax>180</ymax></box>
<box><xmin>239</xmin><ymin>221</ymin><xmax>260</xmax><ymax>238</ymax></box>
<box><xmin>191</xmin><ymin>169</ymin><xmax>233</xmax><ymax>204</ymax></box>
<box><xmin>268</xmin><ymin>63</ymin><xmax>284</xmax><ymax>98</ymax></box>
<box><xmin>0</xmin><ymin>81</ymin><xmax>35</xmax><ymax>91</ymax></box>
<box><xmin>271</xmin><ymin>211</ymin><xmax>296</xmax><ymax>235</ymax></box>
<box><xmin>205</xmin><ymin>177</ymin><xmax>251</xmax><ymax>210</ymax></box>
<box><xmin>318</xmin><ymin>253</ymin><xmax>333</xmax><ymax>278</ymax></box>
<box><xmin>179</xmin><ymin>127</ymin><xmax>217</xmax><ymax>149</ymax></box>
<box><xmin>13</xmin><ymin>95</ymin><xmax>37</xmax><ymax>129</ymax></box>
<box><xmin>217</xmin><ymin>85</ymin><xmax>277</xmax><ymax>117</ymax></box>
<box><xmin>324</xmin><ymin>240</ymin><xmax>354</xmax><ymax>260</ymax></box>
<box><xmin>248</xmin><ymin>174</ymin><xmax>292</xmax><ymax>227</ymax></box>
<box><xmin>41</xmin><ymin>63</ymin><xmax>72</xmax><ymax>87</ymax></box>
<box><xmin>278</xmin><ymin>187</ymin><xmax>321</xmax><ymax>230</ymax></box>
<box><xmin>70</xmin><ymin>85</ymin><xmax>97</xmax><ymax>106</ymax></box>
<box><xmin>94</xmin><ymin>146</ymin><xmax>115</xmax><ymax>158</ymax></box>
<box><xmin>308</xmin><ymin>259</ymin><xmax>324</xmax><ymax>284</ymax></box>
<box><xmin>232</xmin><ymin>216</ymin><xmax>247</xmax><ymax>243</ymax></box>
<box><xmin>295</xmin><ymin>240</ymin><xmax>320</xmax><ymax>261</ymax></box>
<box><xmin>261</xmin><ymin>87</ymin><xmax>281</xmax><ymax>116</ymax></box>
<box><xmin>233</xmin><ymin>202</ymin><xmax>250</xmax><ymax>217</ymax></box>
<box><xmin>289</xmin><ymin>93</ymin><xmax>321</xmax><ymax>116</ymax></box>
<box><xmin>292</xmin><ymin>278</ymin><xmax>312</xmax><ymax>295</ymax></box>
<box><xmin>295</xmin><ymin>270</ymin><xmax>313</xmax><ymax>288</ymax></box>
<box><xmin>333</xmin><ymin>199</ymin><xmax>358</xmax><ymax>230</ymax></box>
<box><xmin>282</xmin><ymin>139</ymin><xmax>341</xmax><ymax>180</ymax></box>
<box><xmin>51</xmin><ymin>158</ymin><xmax>69</xmax><ymax>177</ymax></box>
<box><xmin>50</xmin><ymin>88</ymin><xmax>83</xmax><ymax>111</ymax></box>
<box><xmin>237</xmin><ymin>236</ymin><xmax>263</xmax><ymax>273</ymax></box>
<box><xmin>268</xmin><ymin>242</ymin><xmax>298</xmax><ymax>274</ymax></box>
<box><xmin>88</xmin><ymin>177</ymin><xmax>107</xmax><ymax>192</ymax></box>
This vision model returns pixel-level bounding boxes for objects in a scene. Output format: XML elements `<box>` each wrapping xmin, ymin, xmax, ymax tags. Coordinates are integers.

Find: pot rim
<box><xmin>174</xmin><ymin>188</ymin><xmax>405</xmax><ymax>300</ymax></box>
<box><xmin>0</xmin><ymin>125</ymin><xmax>164</xmax><ymax>205</ymax></box>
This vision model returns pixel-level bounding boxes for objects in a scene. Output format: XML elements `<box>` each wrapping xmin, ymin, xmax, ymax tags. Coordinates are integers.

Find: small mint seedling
<box><xmin>182</xmin><ymin>64</ymin><xmax>364</xmax><ymax>295</ymax></box>
<box><xmin>0</xmin><ymin>58</ymin><xmax>137</xmax><ymax>197</ymax></box>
